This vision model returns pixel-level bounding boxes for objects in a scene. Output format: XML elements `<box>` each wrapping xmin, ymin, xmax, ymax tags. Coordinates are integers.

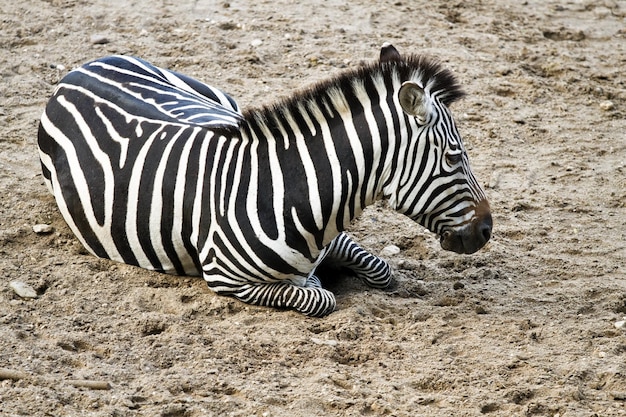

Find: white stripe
<box><xmin>125</xmin><ymin>124</ymin><xmax>165</xmax><ymax>267</ymax></box>
<box><xmin>94</xmin><ymin>105</ymin><xmax>130</xmax><ymax>169</ymax></box>
<box><xmin>172</xmin><ymin>128</ymin><xmax>202</xmax><ymax>275</ymax></box>
<box><xmin>149</xmin><ymin>128</ymin><xmax>184</xmax><ymax>272</ymax></box>
<box><xmin>190</xmin><ymin>130</ymin><xmax>213</xmax><ymax>252</ymax></box>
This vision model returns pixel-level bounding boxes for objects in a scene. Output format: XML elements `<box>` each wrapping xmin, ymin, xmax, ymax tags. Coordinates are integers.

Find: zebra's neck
<box><xmin>238</xmin><ymin>73</ymin><xmax>397</xmax><ymax>251</ymax></box>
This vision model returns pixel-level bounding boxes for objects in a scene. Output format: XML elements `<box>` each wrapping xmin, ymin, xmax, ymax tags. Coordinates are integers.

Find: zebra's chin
<box><xmin>439</xmin><ymin>212</ymin><xmax>493</xmax><ymax>255</ymax></box>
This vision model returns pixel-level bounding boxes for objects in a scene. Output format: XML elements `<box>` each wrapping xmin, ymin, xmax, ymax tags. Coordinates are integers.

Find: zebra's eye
<box><xmin>445</xmin><ymin>152</ymin><xmax>463</xmax><ymax>165</ymax></box>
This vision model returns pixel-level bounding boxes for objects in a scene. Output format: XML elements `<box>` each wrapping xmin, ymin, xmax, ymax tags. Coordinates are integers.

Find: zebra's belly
<box><xmin>56</xmin><ymin>197</ymin><xmax>202</xmax><ymax>277</ymax></box>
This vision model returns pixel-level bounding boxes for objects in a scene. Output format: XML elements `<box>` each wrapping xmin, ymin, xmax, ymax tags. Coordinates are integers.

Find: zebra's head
<box><xmin>380</xmin><ymin>44</ymin><xmax>492</xmax><ymax>254</ymax></box>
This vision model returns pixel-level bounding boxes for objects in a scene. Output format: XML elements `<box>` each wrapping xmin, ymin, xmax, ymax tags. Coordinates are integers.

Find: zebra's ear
<box><xmin>380</xmin><ymin>42</ymin><xmax>401</xmax><ymax>62</ymax></box>
<box><xmin>399</xmin><ymin>81</ymin><xmax>428</xmax><ymax>122</ymax></box>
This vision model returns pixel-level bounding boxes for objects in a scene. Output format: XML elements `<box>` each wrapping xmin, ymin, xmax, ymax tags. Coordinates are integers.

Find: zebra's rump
<box><xmin>37</xmin><ymin>56</ymin><xmax>247</xmax><ymax>276</ymax></box>
<box><xmin>65</xmin><ymin>55</ymin><xmax>243</xmax><ymax>129</ymax></box>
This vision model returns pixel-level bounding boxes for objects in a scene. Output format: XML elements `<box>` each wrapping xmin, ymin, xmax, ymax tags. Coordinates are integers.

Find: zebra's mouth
<box><xmin>440</xmin><ymin>230</ymin><xmax>469</xmax><ymax>254</ymax></box>
<box><xmin>439</xmin><ymin>213</ymin><xmax>492</xmax><ymax>255</ymax></box>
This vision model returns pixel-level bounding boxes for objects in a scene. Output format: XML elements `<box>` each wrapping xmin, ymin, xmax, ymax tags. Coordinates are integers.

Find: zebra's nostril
<box><xmin>481</xmin><ymin>224</ymin><xmax>491</xmax><ymax>241</ymax></box>
<box><xmin>478</xmin><ymin>214</ymin><xmax>492</xmax><ymax>243</ymax></box>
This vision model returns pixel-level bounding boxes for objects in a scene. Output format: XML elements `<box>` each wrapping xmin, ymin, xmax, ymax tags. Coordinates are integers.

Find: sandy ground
<box><xmin>1</xmin><ymin>0</ymin><xmax>625</xmax><ymax>416</ymax></box>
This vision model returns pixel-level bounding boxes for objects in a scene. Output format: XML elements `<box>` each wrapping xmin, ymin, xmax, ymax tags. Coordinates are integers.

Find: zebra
<box><xmin>38</xmin><ymin>43</ymin><xmax>492</xmax><ymax>317</ymax></box>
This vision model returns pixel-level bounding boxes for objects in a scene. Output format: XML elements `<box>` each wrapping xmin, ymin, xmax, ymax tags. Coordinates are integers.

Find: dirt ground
<box><xmin>1</xmin><ymin>0</ymin><xmax>625</xmax><ymax>416</ymax></box>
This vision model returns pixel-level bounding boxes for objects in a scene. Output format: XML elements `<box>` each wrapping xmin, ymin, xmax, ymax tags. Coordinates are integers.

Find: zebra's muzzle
<box><xmin>440</xmin><ymin>202</ymin><xmax>492</xmax><ymax>254</ymax></box>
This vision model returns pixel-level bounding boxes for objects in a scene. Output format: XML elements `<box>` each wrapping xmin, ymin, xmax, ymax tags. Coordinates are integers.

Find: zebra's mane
<box><xmin>241</xmin><ymin>53</ymin><xmax>465</xmax><ymax>128</ymax></box>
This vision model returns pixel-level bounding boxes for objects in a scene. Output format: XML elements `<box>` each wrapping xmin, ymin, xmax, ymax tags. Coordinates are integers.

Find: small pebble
<box><xmin>599</xmin><ymin>100</ymin><xmax>614</xmax><ymax>111</ymax></box>
<box><xmin>250</xmin><ymin>38</ymin><xmax>263</xmax><ymax>47</ymax></box>
<box><xmin>380</xmin><ymin>245</ymin><xmax>401</xmax><ymax>257</ymax></box>
<box><xmin>453</xmin><ymin>281</ymin><xmax>465</xmax><ymax>290</ymax></box>
<box><xmin>615</xmin><ymin>319</ymin><xmax>626</xmax><ymax>329</ymax></box>
<box><xmin>612</xmin><ymin>392</ymin><xmax>626</xmax><ymax>401</ymax></box>
<box><xmin>90</xmin><ymin>34</ymin><xmax>110</xmax><ymax>45</ymax></box>
<box><xmin>9</xmin><ymin>281</ymin><xmax>38</xmax><ymax>299</ymax></box>
<box><xmin>488</xmin><ymin>171</ymin><xmax>500</xmax><ymax>189</ymax></box>
<box><xmin>33</xmin><ymin>224</ymin><xmax>53</xmax><ymax>234</ymax></box>
<box><xmin>310</xmin><ymin>337</ymin><xmax>338</xmax><ymax>347</ymax></box>
<box><xmin>475</xmin><ymin>305</ymin><xmax>488</xmax><ymax>314</ymax></box>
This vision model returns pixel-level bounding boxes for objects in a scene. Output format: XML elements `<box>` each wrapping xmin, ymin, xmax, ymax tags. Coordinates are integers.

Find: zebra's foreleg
<box><xmin>320</xmin><ymin>232</ymin><xmax>392</xmax><ymax>289</ymax></box>
<box><xmin>206</xmin><ymin>276</ymin><xmax>336</xmax><ymax>317</ymax></box>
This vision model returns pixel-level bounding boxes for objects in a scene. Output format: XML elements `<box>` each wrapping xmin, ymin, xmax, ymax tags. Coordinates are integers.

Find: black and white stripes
<box><xmin>38</xmin><ymin>44</ymin><xmax>491</xmax><ymax>316</ymax></box>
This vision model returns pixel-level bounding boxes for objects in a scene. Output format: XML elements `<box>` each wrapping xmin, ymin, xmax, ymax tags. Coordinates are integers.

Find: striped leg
<box><xmin>320</xmin><ymin>232</ymin><xmax>392</xmax><ymax>288</ymax></box>
<box><xmin>206</xmin><ymin>275</ymin><xmax>336</xmax><ymax>317</ymax></box>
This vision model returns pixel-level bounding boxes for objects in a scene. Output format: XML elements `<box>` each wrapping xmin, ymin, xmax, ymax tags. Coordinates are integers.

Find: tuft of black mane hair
<box><xmin>242</xmin><ymin>52</ymin><xmax>465</xmax><ymax>125</ymax></box>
